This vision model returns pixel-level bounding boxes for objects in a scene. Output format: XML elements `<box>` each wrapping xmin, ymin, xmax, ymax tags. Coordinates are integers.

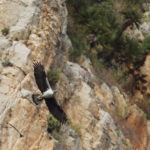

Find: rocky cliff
<box><xmin>0</xmin><ymin>0</ymin><xmax>150</xmax><ymax>150</ymax></box>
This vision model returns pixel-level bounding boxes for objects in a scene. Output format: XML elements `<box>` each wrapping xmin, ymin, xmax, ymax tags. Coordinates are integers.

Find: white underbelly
<box><xmin>42</xmin><ymin>89</ymin><xmax>54</xmax><ymax>98</ymax></box>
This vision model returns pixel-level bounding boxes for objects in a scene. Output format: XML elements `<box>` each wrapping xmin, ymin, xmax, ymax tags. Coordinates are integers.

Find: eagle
<box><xmin>33</xmin><ymin>62</ymin><xmax>67</xmax><ymax>123</ymax></box>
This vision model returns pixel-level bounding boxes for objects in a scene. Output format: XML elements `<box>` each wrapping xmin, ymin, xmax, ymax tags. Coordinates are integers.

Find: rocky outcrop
<box><xmin>0</xmin><ymin>0</ymin><xmax>67</xmax><ymax>149</ymax></box>
<box><xmin>0</xmin><ymin>0</ymin><xmax>150</xmax><ymax>150</ymax></box>
<box><xmin>140</xmin><ymin>21</ymin><xmax>150</xmax><ymax>36</ymax></box>
<box><xmin>55</xmin><ymin>59</ymin><xmax>136</xmax><ymax>150</ymax></box>
<box><xmin>123</xmin><ymin>105</ymin><xmax>148</xmax><ymax>150</ymax></box>
<box><xmin>141</xmin><ymin>55</ymin><xmax>150</xmax><ymax>94</ymax></box>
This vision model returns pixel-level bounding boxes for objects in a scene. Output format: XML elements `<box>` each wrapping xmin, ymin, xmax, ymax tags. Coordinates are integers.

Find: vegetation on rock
<box><xmin>67</xmin><ymin>0</ymin><xmax>150</xmax><ymax>117</ymax></box>
<box><xmin>47</xmin><ymin>69</ymin><xmax>60</xmax><ymax>85</ymax></box>
<box><xmin>2</xmin><ymin>60</ymin><xmax>13</xmax><ymax>67</ymax></box>
<box><xmin>1</xmin><ymin>27</ymin><xmax>9</xmax><ymax>36</ymax></box>
<box><xmin>47</xmin><ymin>114</ymin><xmax>61</xmax><ymax>133</ymax></box>
<box><xmin>67</xmin><ymin>0</ymin><xmax>149</xmax><ymax>81</ymax></box>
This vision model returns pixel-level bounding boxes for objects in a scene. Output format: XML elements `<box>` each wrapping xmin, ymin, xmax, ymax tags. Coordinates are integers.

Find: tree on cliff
<box><xmin>114</xmin><ymin>8</ymin><xmax>142</xmax><ymax>46</ymax></box>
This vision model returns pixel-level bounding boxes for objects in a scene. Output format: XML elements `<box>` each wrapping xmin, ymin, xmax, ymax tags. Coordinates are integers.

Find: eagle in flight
<box><xmin>33</xmin><ymin>62</ymin><xmax>67</xmax><ymax>123</ymax></box>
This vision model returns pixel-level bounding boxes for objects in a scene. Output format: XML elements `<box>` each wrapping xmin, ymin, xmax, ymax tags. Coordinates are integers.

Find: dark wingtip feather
<box><xmin>33</xmin><ymin>62</ymin><xmax>47</xmax><ymax>93</ymax></box>
<box><xmin>33</xmin><ymin>62</ymin><xmax>42</xmax><ymax>68</ymax></box>
<box><xmin>33</xmin><ymin>62</ymin><xmax>44</xmax><ymax>71</ymax></box>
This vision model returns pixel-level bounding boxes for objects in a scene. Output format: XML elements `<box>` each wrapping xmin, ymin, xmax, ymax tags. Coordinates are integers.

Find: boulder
<box><xmin>8</xmin><ymin>42</ymin><xmax>31</xmax><ymax>73</ymax></box>
<box><xmin>140</xmin><ymin>22</ymin><xmax>150</xmax><ymax>36</ymax></box>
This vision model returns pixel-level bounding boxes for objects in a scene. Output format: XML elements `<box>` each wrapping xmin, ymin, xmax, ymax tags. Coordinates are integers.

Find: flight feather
<box><xmin>33</xmin><ymin>62</ymin><xmax>48</xmax><ymax>93</ymax></box>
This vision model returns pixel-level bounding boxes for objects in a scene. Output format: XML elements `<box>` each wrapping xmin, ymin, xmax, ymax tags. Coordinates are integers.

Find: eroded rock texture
<box><xmin>0</xmin><ymin>0</ymin><xmax>149</xmax><ymax>150</ymax></box>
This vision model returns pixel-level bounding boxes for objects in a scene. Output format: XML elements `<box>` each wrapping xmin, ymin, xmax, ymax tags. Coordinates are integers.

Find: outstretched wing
<box><xmin>45</xmin><ymin>97</ymin><xmax>67</xmax><ymax>123</ymax></box>
<box><xmin>33</xmin><ymin>62</ymin><xmax>48</xmax><ymax>93</ymax></box>
<box><xmin>34</xmin><ymin>63</ymin><xmax>67</xmax><ymax>122</ymax></box>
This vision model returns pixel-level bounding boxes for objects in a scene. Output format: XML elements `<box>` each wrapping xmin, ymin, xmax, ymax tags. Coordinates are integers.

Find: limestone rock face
<box><xmin>141</xmin><ymin>55</ymin><xmax>150</xmax><ymax>93</ymax></box>
<box><xmin>140</xmin><ymin>22</ymin><xmax>150</xmax><ymax>36</ymax></box>
<box><xmin>123</xmin><ymin>105</ymin><xmax>148</xmax><ymax>150</ymax></box>
<box><xmin>56</xmin><ymin>62</ymin><xmax>136</xmax><ymax>150</ymax></box>
<box><xmin>0</xmin><ymin>0</ymin><xmax>150</xmax><ymax>150</ymax></box>
<box><xmin>140</xmin><ymin>11</ymin><xmax>150</xmax><ymax>36</ymax></box>
<box><xmin>0</xmin><ymin>0</ymin><xmax>67</xmax><ymax>149</ymax></box>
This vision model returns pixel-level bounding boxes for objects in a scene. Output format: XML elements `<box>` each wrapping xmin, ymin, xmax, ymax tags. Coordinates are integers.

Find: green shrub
<box><xmin>67</xmin><ymin>0</ymin><xmax>147</xmax><ymax>67</ymax></box>
<box><xmin>1</xmin><ymin>27</ymin><xmax>9</xmax><ymax>36</ymax></box>
<box><xmin>124</xmin><ymin>35</ymin><xmax>150</xmax><ymax>63</ymax></box>
<box><xmin>121</xmin><ymin>7</ymin><xmax>142</xmax><ymax>27</ymax></box>
<box><xmin>67</xmin><ymin>0</ymin><xmax>96</xmax><ymax>14</ymax></box>
<box><xmin>121</xmin><ymin>36</ymin><xmax>150</xmax><ymax>65</ymax></box>
<box><xmin>78</xmin><ymin>1</ymin><xmax>119</xmax><ymax>50</ymax></box>
<box><xmin>47</xmin><ymin>69</ymin><xmax>60</xmax><ymax>84</ymax></box>
<box><xmin>141</xmin><ymin>35</ymin><xmax>150</xmax><ymax>54</ymax></box>
<box><xmin>47</xmin><ymin>114</ymin><xmax>61</xmax><ymax>133</ymax></box>
<box><xmin>124</xmin><ymin>37</ymin><xmax>141</xmax><ymax>62</ymax></box>
<box><xmin>52</xmin><ymin>131</ymin><xmax>61</xmax><ymax>141</ymax></box>
<box><xmin>66</xmin><ymin>0</ymin><xmax>149</xmax><ymax>97</ymax></box>
<box><xmin>68</xmin><ymin>28</ymin><xmax>87</xmax><ymax>59</ymax></box>
<box><xmin>125</xmin><ymin>0</ymin><xmax>146</xmax><ymax>5</ymax></box>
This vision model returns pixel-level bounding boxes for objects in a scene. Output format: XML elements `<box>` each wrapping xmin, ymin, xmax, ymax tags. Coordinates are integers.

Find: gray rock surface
<box><xmin>0</xmin><ymin>0</ymin><xmax>149</xmax><ymax>150</ymax></box>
